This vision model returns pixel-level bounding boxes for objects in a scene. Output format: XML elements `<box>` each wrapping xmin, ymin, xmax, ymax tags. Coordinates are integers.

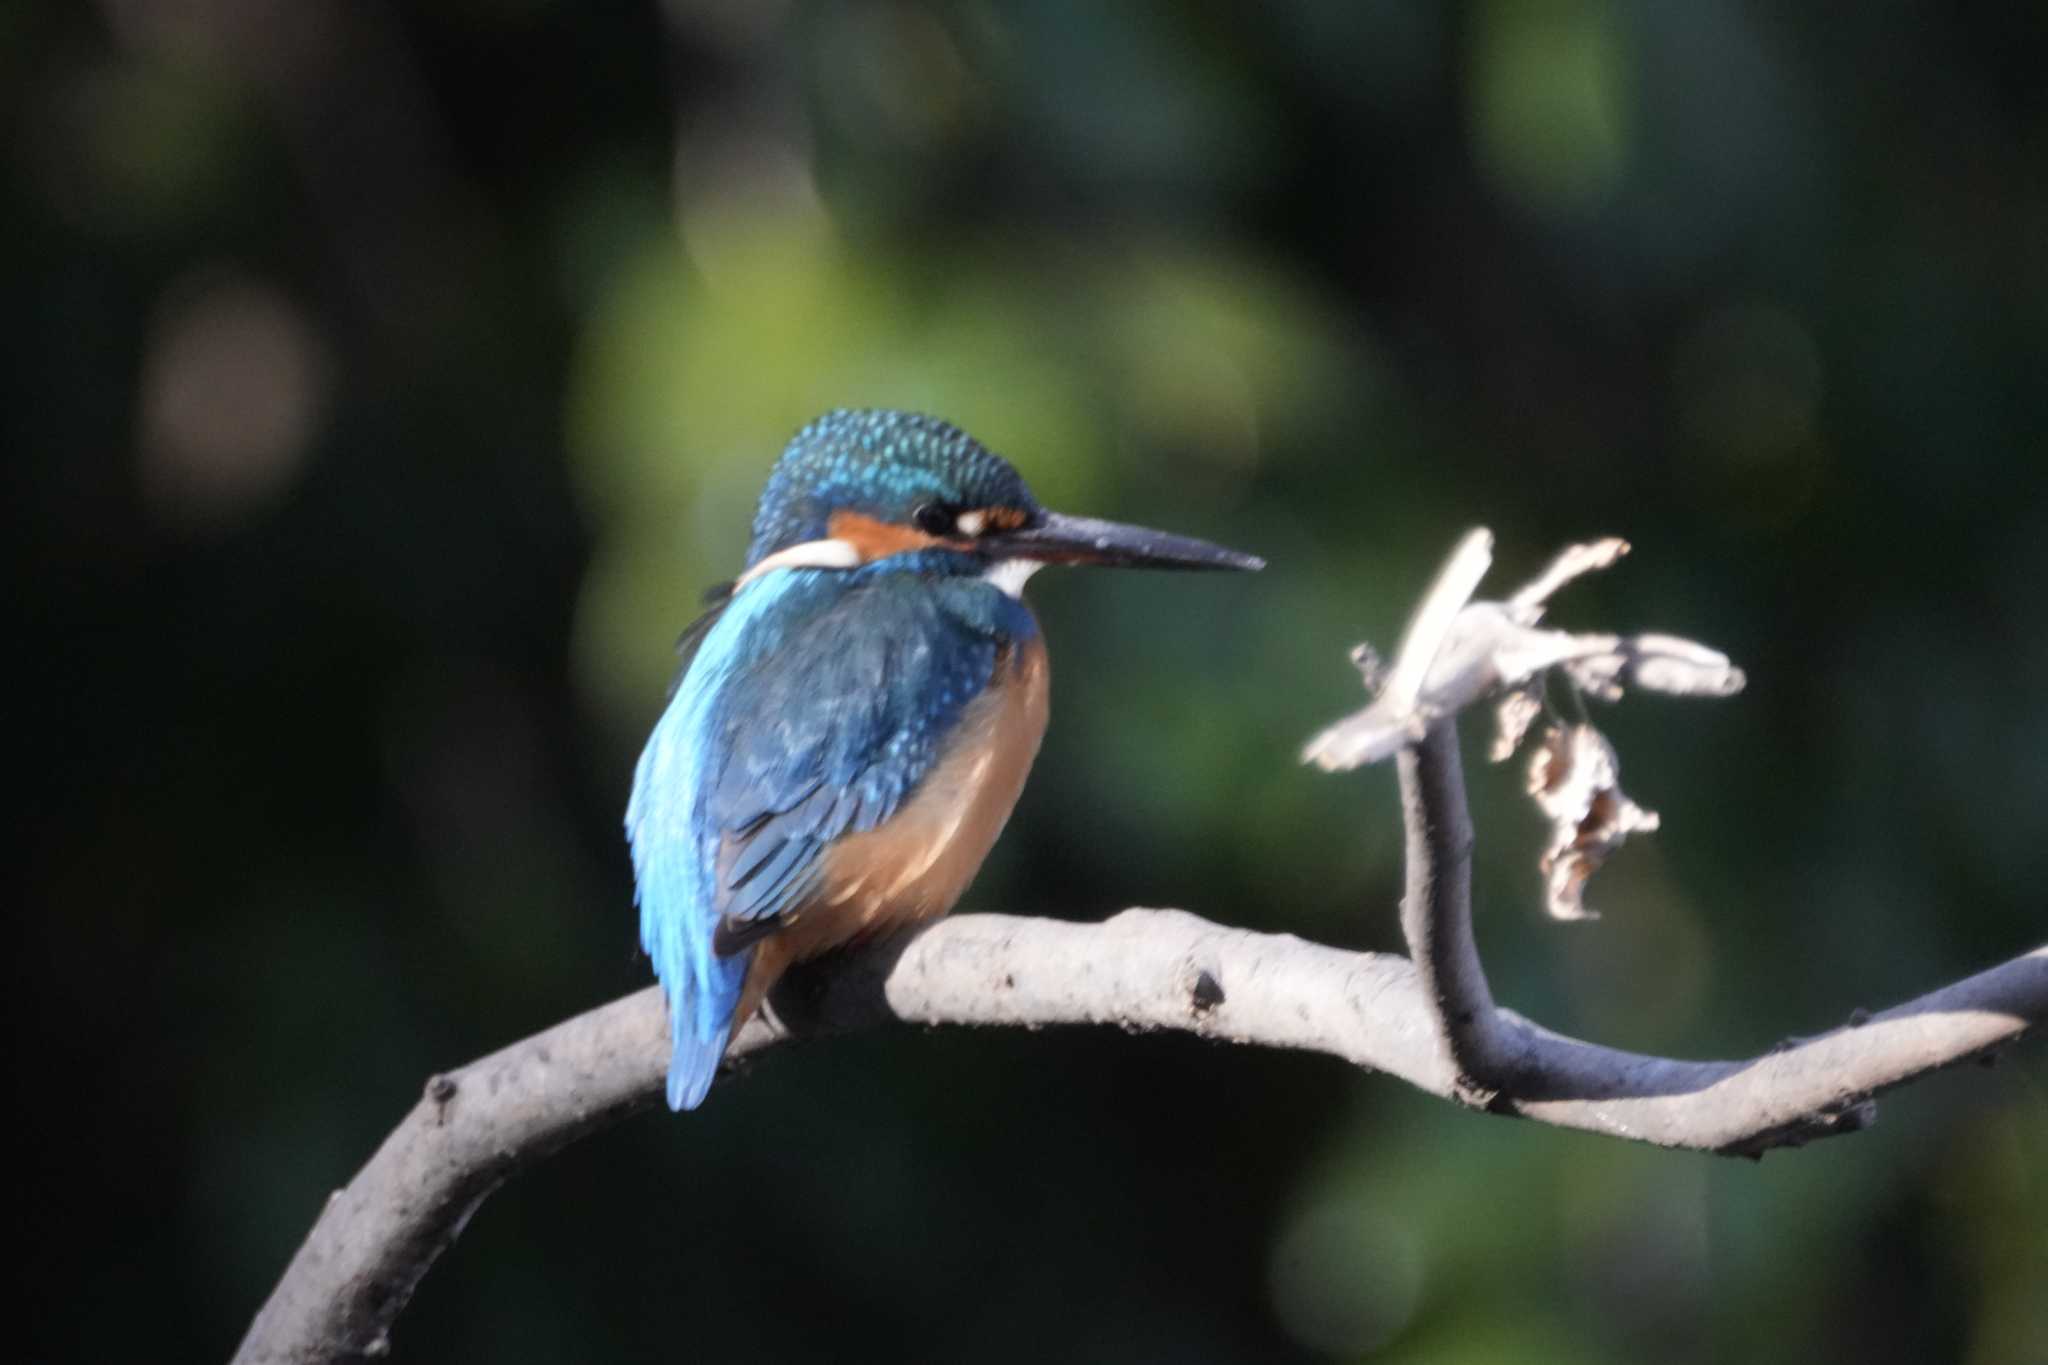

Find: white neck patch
<box><xmin>734</xmin><ymin>537</ymin><xmax>862</xmax><ymax>588</ymax></box>
<box><xmin>984</xmin><ymin>558</ymin><xmax>1044</xmax><ymax>599</ymax></box>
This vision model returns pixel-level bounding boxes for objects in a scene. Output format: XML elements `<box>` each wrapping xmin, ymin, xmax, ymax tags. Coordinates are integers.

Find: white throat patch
<box><xmin>984</xmin><ymin>558</ymin><xmax>1044</xmax><ymax>599</ymax></box>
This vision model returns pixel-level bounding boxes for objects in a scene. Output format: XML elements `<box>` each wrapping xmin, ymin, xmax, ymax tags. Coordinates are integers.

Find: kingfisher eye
<box><xmin>911</xmin><ymin>501</ymin><xmax>956</xmax><ymax>536</ymax></box>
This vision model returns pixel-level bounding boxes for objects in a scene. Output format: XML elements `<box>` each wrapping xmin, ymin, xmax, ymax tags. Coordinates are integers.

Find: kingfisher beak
<box><xmin>988</xmin><ymin>510</ymin><xmax>1265</xmax><ymax>572</ymax></box>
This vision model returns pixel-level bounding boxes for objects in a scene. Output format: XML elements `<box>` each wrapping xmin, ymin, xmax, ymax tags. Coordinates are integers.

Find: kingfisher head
<box><xmin>739</xmin><ymin>409</ymin><xmax>1263</xmax><ymax>591</ymax></box>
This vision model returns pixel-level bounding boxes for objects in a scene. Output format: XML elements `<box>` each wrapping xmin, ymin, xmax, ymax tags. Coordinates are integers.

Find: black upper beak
<box><xmin>986</xmin><ymin>510</ymin><xmax>1265</xmax><ymax>572</ymax></box>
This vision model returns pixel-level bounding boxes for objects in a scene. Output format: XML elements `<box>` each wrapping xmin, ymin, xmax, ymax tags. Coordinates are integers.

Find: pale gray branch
<box><xmin>235</xmin><ymin>910</ymin><xmax>2048</xmax><ymax>1363</ymax></box>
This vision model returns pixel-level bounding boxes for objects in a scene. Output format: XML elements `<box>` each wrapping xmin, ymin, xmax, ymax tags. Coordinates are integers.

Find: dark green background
<box><xmin>10</xmin><ymin>2</ymin><xmax>2043</xmax><ymax>1361</ymax></box>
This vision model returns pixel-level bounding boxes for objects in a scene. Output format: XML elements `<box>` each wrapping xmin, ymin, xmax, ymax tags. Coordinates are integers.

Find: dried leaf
<box><xmin>1526</xmin><ymin>722</ymin><xmax>1660</xmax><ymax>921</ymax></box>
<box><xmin>1491</xmin><ymin>687</ymin><xmax>1544</xmax><ymax>762</ymax></box>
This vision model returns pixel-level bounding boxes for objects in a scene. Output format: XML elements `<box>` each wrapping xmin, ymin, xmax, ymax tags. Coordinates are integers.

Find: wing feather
<box><xmin>626</xmin><ymin>569</ymin><xmax>1001</xmax><ymax>1108</ymax></box>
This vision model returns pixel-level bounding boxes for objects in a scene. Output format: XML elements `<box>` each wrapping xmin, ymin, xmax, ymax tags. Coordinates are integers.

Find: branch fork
<box><xmin>1302</xmin><ymin>529</ymin><xmax>1743</xmax><ymax>774</ymax></box>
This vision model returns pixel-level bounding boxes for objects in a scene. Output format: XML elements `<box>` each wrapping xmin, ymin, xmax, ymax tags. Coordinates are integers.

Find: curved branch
<box><xmin>234</xmin><ymin>901</ymin><xmax>2048</xmax><ymax>1363</ymax></box>
<box><xmin>1383</xmin><ymin>719</ymin><xmax>2043</xmax><ymax>1152</ymax></box>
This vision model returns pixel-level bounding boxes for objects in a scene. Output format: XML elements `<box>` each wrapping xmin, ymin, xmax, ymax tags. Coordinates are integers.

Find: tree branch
<box><xmin>1385</xmin><ymin>721</ymin><xmax>2041</xmax><ymax>1155</ymax></box>
<box><xmin>1395</xmin><ymin>722</ymin><xmax>1495</xmax><ymax>1102</ymax></box>
<box><xmin>236</xmin><ymin>914</ymin><xmax>2046</xmax><ymax>1362</ymax></box>
<box><xmin>234</xmin><ymin>529</ymin><xmax>2048</xmax><ymax>1363</ymax></box>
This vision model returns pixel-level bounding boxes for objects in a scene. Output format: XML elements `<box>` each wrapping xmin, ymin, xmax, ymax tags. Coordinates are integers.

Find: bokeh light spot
<box><xmin>1269</xmin><ymin>1202</ymin><xmax>1426</xmax><ymax>1356</ymax></box>
<box><xmin>137</xmin><ymin>267</ymin><xmax>328</xmax><ymax>534</ymax></box>
<box><xmin>1673</xmin><ymin>299</ymin><xmax>1827</xmax><ymax>526</ymax></box>
<box><xmin>1469</xmin><ymin>0</ymin><xmax>1632</xmax><ymax>217</ymax></box>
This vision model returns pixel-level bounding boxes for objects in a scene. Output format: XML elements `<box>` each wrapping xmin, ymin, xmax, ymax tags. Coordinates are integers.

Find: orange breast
<box><xmin>733</xmin><ymin>636</ymin><xmax>1051</xmax><ymax>1025</ymax></box>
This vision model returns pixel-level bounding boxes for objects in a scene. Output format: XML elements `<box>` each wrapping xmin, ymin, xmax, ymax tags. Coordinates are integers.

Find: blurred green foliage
<box><xmin>7</xmin><ymin>1</ymin><xmax>2044</xmax><ymax>1362</ymax></box>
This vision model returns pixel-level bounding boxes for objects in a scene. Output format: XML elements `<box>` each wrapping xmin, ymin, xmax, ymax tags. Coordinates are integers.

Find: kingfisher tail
<box><xmin>627</xmin><ymin>642</ymin><xmax>752</xmax><ymax>1111</ymax></box>
<box><xmin>661</xmin><ymin>952</ymin><xmax>746</xmax><ymax>1110</ymax></box>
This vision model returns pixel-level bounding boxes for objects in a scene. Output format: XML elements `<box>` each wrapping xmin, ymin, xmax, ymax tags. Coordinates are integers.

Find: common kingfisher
<box><xmin>627</xmin><ymin>409</ymin><xmax>1263</xmax><ymax>1109</ymax></box>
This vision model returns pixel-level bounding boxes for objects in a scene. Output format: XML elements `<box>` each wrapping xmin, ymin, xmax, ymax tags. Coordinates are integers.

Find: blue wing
<box><xmin>626</xmin><ymin>568</ymin><xmax>1004</xmax><ymax>1109</ymax></box>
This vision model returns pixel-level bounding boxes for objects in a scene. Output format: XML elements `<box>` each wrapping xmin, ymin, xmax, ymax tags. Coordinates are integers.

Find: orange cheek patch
<box><xmin>977</xmin><ymin>505</ymin><xmax>1031</xmax><ymax>532</ymax></box>
<box><xmin>826</xmin><ymin>505</ymin><xmax>1033</xmax><ymax>562</ymax></box>
<box><xmin>828</xmin><ymin>510</ymin><xmax>948</xmax><ymax>561</ymax></box>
